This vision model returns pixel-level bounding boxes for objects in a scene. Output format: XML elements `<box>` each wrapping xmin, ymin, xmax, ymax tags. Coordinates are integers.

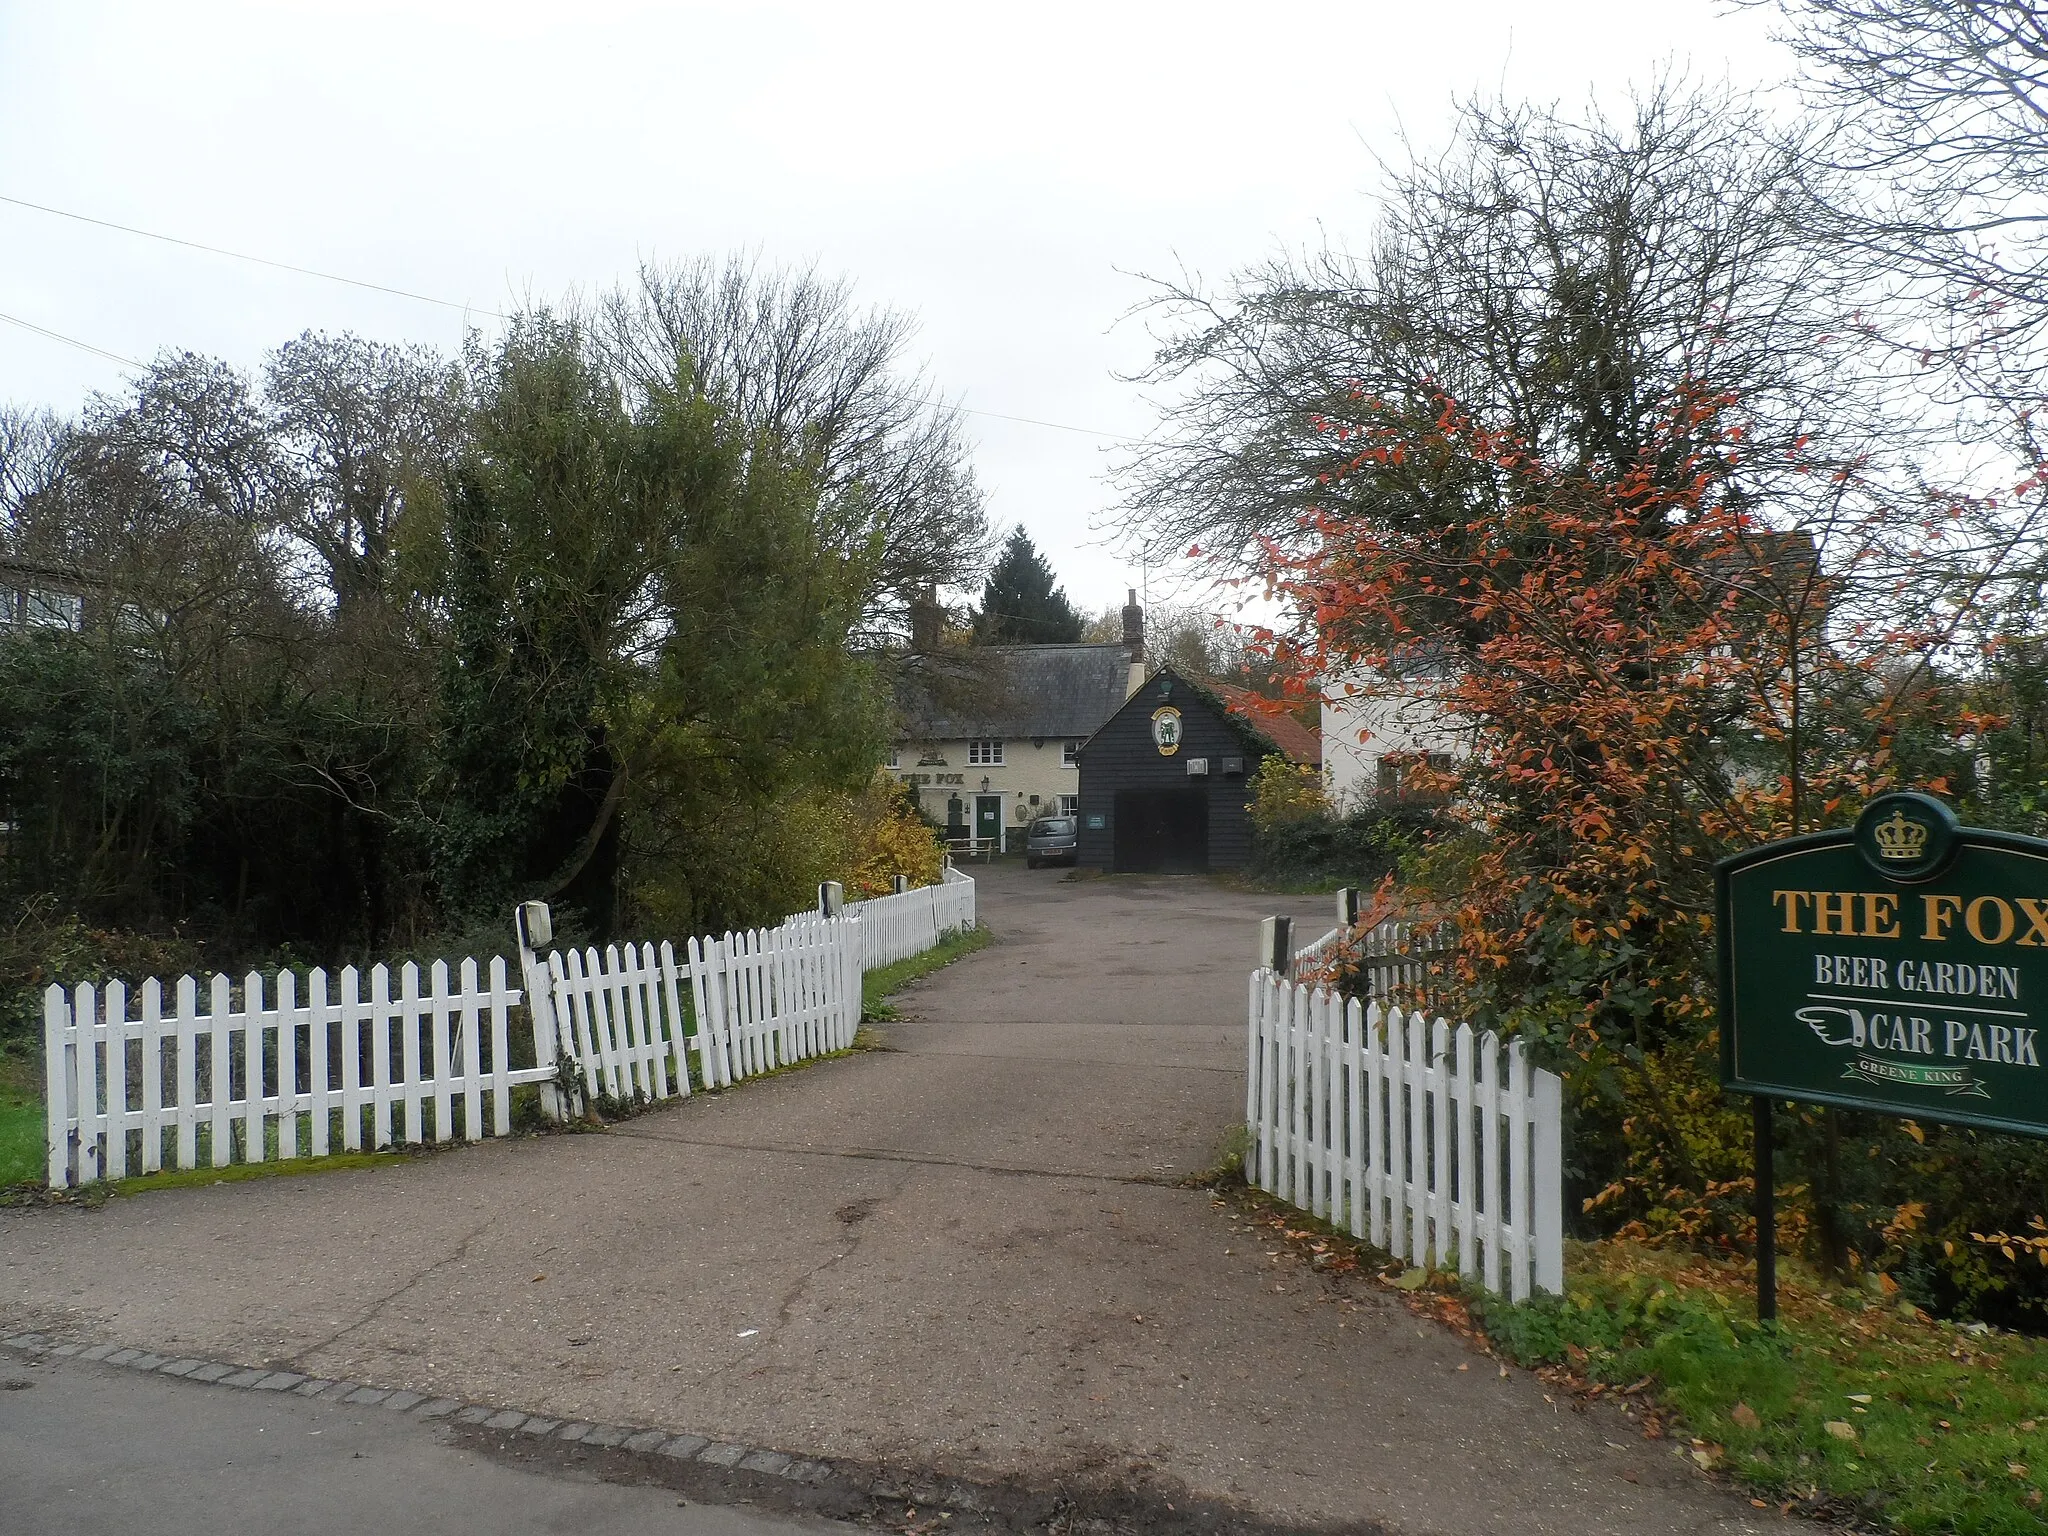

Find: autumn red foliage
<box><xmin>1256</xmin><ymin>384</ymin><xmax>1937</xmax><ymax>1242</ymax></box>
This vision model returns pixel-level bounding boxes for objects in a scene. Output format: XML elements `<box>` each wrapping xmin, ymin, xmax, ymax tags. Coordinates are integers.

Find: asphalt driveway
<box><xmin>1</xmin><ymin>864</ymin><xmax>1780</xmax><ymax>1534</ymax></box>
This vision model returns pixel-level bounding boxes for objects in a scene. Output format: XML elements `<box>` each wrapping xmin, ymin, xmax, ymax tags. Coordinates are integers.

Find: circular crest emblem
<box><xmin>1854</xmin><ymin>791</ymin><xmax>1960</xmax><ymax>883</ymax></box>
<box><xmin>1151</xmin><ymin>706</ymin><xmax>1182</xmax><ymax>756</ymax></box>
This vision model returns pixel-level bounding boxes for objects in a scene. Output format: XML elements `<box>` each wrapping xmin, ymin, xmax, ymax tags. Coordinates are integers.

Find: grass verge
<box><xmin>861</xmin><ymin>923</ymin><xmax>993</xmax><ymax>1022</ymax></box>
<box><xmin>1475</xmin><ymin>1240</ymin><xmax>2048</xmax><ymax>1534</ymax></box>
<box><xmin>0</xmin><ymin>1051</ymin><xmax>44</xmax><ymax>1186</ymax></box>
<box><xmin>97</xmin><ymin>1148</ymin><xmax>421</xmax><ymax>1199</ymax></box>
<box><xmin>1215</xmin><ymin>1173</ymin><xmax>2048</xmax><ymax>1533</ymax></box>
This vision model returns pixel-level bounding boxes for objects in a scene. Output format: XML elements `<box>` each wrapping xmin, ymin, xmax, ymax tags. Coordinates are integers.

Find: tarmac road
<box><xmin>1</xmin><ymin>1347</ymin><xmax>836</xmax><ymax>1536</ymax></box>
<box><xmin>1</xmin><ymin>864</ymin><xmax>1786</xmax><ymax>1534</ymax></box>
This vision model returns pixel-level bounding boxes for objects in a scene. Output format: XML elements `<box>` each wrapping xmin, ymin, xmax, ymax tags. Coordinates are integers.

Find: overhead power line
<box><xmin>0</xmin><ymin>190</ymin><xmax>1148</xmax><ymax>443</ymax></box>
<box><xmin>0</xmin><ymin>309</ymin><xmax>143</xmax><ymax>368</ymax></box>
<box><xmin>0</xmin><ymin>191</ymin><xmax>508</xmax><ymax>319</ymax></box>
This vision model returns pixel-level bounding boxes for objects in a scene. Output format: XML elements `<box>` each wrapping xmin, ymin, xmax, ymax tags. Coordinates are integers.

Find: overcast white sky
<box><xmin>0</xmin><ymin>1</ymin><xmax>1796</xmax><ymax>614</ymax></box>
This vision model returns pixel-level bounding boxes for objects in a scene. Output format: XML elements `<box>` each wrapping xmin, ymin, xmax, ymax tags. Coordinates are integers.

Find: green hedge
<box><xmin>1249</xmin><ymin>803</ymin><xmax>1442</xmax><ymax>886</ymax></box>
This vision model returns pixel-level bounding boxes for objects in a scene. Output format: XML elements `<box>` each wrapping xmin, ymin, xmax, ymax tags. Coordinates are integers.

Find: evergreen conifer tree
<box><xmin>972</xmin><ymin>525</ymin><xmax>1083</xmax><ymax>643</ymax></box>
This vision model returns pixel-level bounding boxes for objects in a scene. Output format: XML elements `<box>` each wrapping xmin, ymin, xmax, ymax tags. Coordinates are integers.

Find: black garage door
<box><xmin>1112</xmin><ymin>789</ymin><xmax>1209</xmax><ymax>873</ymax></box>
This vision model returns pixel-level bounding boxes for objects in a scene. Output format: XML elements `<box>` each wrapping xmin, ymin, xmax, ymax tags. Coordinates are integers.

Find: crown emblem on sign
<box><xmin>1872</xmin><ymin>808</ymin><xmax>1930</xmax><ymax>861</ymax></box>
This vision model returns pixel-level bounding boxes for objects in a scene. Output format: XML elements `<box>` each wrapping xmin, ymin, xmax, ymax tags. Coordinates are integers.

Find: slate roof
<box><xmin>895</xmin><ymin>643</ymin><xmax>1135</xmax><ymax>740</ymax></box>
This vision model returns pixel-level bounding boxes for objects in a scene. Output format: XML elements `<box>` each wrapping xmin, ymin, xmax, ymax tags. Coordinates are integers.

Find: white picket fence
<box><xmin>1246</xmin><ymin>971</ymin><xmax>1564</xmax><ymax>1301</ymax></box>
<box><xmin>44</xmin><ymin>872</ymin><xmax>976</xmax><ymax>1188</ymax></box>
<box><xmin>43</xmin><ymin>958</ymin><xmax>547</xmax><ymax>1188</ymax></box>
<box><xmin>844</xmin><ymin>865</ymin><xmax>977</xmax><ymax>970</ymax></box>
<box><xmin>530</xmin><ymin>941</ymin><xmax>693</xmax><ymax>1112</ymax></box>
<box><xmin>529</xmin><ymin>913</ymin><xmax>864</xmax><ymax>1112</ymax></box>
<box><xmin>1346</xmin><ymin>918</ymin><xmax>1448</xmax><ymax>1002</ymax></box>
<box><xmin>1294</xmin><ymin>925</ymin><xmax>1342</xmax><ymax>972</ymax></box>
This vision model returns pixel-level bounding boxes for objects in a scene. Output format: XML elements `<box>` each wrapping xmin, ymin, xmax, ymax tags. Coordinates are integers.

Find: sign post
<box><xmin>1720</xmin><ymin>791</ymin><xmax>2048</xmax><ymax>1319</ymax></box>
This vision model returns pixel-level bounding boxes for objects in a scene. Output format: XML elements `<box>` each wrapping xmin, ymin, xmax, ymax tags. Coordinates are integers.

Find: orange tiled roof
<box><xmin>1210</xmin><ymin>682</ymin><xmax>1322</xmax><ymax>767</ymax></box>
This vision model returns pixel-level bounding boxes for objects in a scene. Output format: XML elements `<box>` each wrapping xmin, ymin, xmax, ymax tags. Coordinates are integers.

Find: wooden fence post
<box><xmin>1258</xmin><ymin>915</ymin><xmax>1293</xmax><ymax>978</ymax></box>
<box><xmin>514</xmin><ymin>901</ymin><xmax>567</xmax><ymax>1122</ymax></box>
<box><xmin>43</xmin><ymin>984</ymin><xmax>71</xmax><ymax>1188</ymax></box>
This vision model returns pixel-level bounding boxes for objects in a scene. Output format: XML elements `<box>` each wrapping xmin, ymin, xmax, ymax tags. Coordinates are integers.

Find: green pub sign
<box><xmin>1720</xmin><ymin>792</ymin><xmax>2048</xmax><ymax>1138</ymax></box>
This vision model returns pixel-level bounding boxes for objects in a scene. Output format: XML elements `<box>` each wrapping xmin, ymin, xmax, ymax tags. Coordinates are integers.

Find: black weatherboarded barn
<box><xmin>1075</xmin><ymin>667</ymin><xmax>1284</xmax><ymax>873</ymax></box>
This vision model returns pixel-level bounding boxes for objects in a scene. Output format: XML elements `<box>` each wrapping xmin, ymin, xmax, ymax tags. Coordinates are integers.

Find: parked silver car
<box><xmin>1025</xmin><ymin>815</ymin><xmax>1079</xmax><ymax>869</ymax></box>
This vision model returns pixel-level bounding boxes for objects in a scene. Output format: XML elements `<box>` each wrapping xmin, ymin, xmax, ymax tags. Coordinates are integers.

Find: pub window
<box><xmin>1058</xmin><ymin>794</ymin><xmax>1079</xmax><ymax>816</ymax></box>
<box><xmin>1062</xmin><ymin>740</ymin><xmax>1082</xmax><ymax>767</ymax></box>
<box><xmin>968</xmin><ymin>739</ymin><xmax>1004</xmax><ymax>766</ymax></box>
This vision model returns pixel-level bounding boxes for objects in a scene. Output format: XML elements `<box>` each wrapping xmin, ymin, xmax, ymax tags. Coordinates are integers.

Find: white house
<box><xmin>0</xmin><ymin>555</ymin><xmax>89</xmax><ymax>632</ymax></box>
<box><xmin>1321</xmin><ymin>649</ymin><xmax>1469</xmax><ymax>809</ymax></box>
<box><xmin>1322</xmin><ymin>533</ymin><xmax>1822</xmax><ymax>806</ymax></box>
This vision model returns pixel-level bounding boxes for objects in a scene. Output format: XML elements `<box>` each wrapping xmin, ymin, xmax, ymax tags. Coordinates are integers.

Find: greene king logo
<box><xmin>1872</xmin><ymin>809</ymin><xmax>1930</xmax><ymax>863</ymax></box>
<box><xmin>1795</xmin><ymin>1003</ymin><xmax>2025</xmax><ymax>1099</ymax></box>
<box><xmin>1854</xmin><ymin>791</ymin><xmax>1959</xmax><ymax>882</ymax></box>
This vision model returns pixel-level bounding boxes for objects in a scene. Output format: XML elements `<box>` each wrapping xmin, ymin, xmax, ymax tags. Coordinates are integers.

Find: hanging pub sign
<box><xmin>1151</xmin><ymin>706</ymin><xmax>1183</xmax><ymax>756</ymax></box>
<box><xmin>1719</xmin><ymin>791</ymin><xmax>2048</xmax><ymax>1139</ymax></box>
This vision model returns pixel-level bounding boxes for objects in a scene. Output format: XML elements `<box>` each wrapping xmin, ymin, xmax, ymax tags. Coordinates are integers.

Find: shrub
<box><xmin>835</xmin><ymin>773</ymin><xmax>945</xmax><ymax>899</ymax></box>
<box><xmin>0</xmin><ymin>897</ymin><xmax>205</xmax><ymax>1053</ymax></box>
<box><xmin>1249</xmin><ymin>755</ymin><xmax>1328</xmax><ymax>832</ymax></box>
<box><xmin>1250</xmin><ymin>797</ymin><xmax>1440</xmax><ymax>888</ymax></box>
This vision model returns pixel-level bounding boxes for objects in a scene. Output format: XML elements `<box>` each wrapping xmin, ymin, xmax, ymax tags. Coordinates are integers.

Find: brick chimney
<box><xmin>909</xmin><ymin>586</ymin><xmax>942</xmax><ymax>651</ymax></box>
<box><xmin>1122</xmin><ymin>587</ymin><xmax>1145</xmax><ymax>698</ymax></box>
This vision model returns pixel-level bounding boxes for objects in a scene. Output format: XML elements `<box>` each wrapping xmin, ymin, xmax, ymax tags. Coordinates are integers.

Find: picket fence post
<box><xmin>44</xmin><ymin>984</ymin><xmax>70</xmax><ymax>1187</ymax></box>
<box><xmin>1243</xmin><ymin>969</ymin><xmax>1563</xmax><ymax>1301</ymax></box>
<box><xmin>141</xmin><ymin>977</ymin><xmax>166</xmax><ymax>1172</ymax></box>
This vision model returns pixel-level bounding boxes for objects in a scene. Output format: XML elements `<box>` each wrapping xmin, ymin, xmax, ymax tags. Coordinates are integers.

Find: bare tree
<box><xmin>1762</xmin><ymin>2</ymin><xmax>2048</xmax><ymax>280</ymax></box>
<box><xmin>93</xmin><ymin>353</ymin><xmax>278</xmax><ymax>529</ymax></box>
<box><xmin>1117</xmin><ymin>78</ymin><xmax>2048</xmax><ymax>849</ymax></box>
<box><xmin>0</xmin><ymin>407</ymin><xmax>69</xmax><ymax>526</ymax></box>
<box><xmin>1113</xmin><ymin>83</ymin><xmax>1881</xmax><ymax>575</ymax></box>
<box><xmin>596</xmin><ymin>255</ymin><xmax>987</xmax><ymax>637</ymax></box>
<box><xmin>263</xmin><ymin>331</ymin><xmax>462</xmax><ymax>611</ymax></box>
<box><xmin>1756</xmin><ymin>2</ymin><xmax>2048</xmax><ymax>497</ymax></box>
<box><xmin>34</xmin><ymin>357</ymin><xmax>289</xmax><ymax>636</ymax></box>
